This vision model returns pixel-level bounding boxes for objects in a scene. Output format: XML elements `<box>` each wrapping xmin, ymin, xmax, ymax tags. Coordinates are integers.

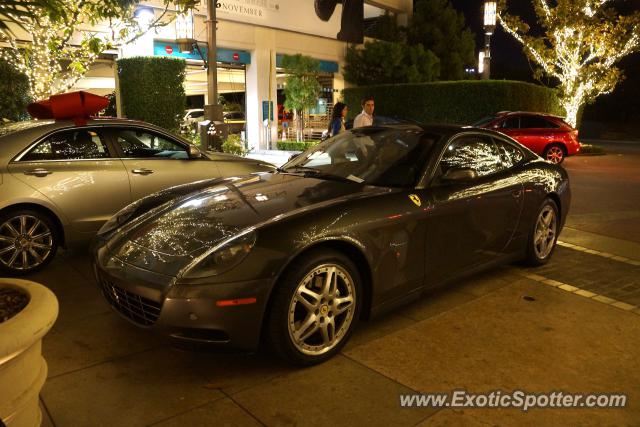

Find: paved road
<box><xmin>27</xmin><ymin>143</ymin><xmax>640</xmax><ymax>426</ymax></box>
<box><xmin>563</xmin><ymin>142</ymin><xmax>640</xmax><ymax>243</ymax></box>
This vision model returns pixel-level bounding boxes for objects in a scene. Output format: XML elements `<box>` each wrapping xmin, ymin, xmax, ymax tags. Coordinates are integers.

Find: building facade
<box><xmin>7</xmin><ymin>0</ymin><xmax>413</xmax><ymax>150</ymax></box>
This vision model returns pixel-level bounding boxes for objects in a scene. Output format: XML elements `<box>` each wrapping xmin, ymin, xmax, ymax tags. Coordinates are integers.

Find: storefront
<box><xmin>71</xmin><ymin>0</ymin><xmax>412</xmax><ymax>150</ymax></box>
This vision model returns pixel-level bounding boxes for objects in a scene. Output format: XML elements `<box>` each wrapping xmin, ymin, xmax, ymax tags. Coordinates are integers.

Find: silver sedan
<box><xmin>0</xmin><ymin>118</ymin><xmax>273</xmax><ymax>274</ymax></box>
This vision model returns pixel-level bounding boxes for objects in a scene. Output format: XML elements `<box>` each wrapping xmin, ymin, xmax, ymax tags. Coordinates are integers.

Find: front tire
<box><xmin>267</xmin><ymin>249</ymin><xmax>361</xmax><ymax>365</ymax></box>
<box><xmin>524</xmin><ymin>198</ymin><xmax>559</xmax><ymax>266</ymax></box>
<box><xmin>0</xmin><ymin>209</ymin><xmax>59</xmax><ymax>275</ymax></box>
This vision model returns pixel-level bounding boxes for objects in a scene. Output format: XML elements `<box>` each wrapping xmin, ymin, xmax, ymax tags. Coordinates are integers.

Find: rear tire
<box><xmin>0</xmin><ymin>209</ymin><xmax>59</xmax><ymax>275</ymax></box>
<box><xmin>543</xmin><ymin>143</ymin><xmax>566</xmax><ymax>164</ymax></box>
<box><xmin>267</xmin><ymin>249</ymin><xmax>361</xmax><ymax>365</ymax></box>
<box><xmin>524</xmin><ymin>198</ymin><xmax>559</xmax><ymax>266</ymax></box>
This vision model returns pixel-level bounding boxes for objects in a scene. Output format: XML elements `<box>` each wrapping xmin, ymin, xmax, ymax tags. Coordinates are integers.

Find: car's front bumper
<box><xmin>93</xmin><ymin>249</ymin><xmax>272</xmax><ymax>351</ymax></box>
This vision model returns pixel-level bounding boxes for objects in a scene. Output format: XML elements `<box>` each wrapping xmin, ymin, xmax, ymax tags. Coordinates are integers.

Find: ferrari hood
<box><xmin>108</xmin><ymin>172</ymin><xmax>387</xmax><ymax>265</ymax></box>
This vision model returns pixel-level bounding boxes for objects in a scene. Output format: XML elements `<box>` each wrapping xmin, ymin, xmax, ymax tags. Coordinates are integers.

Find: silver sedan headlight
<box><xmin>180</xmin><ymin>230</ymin><xmax>257</xmax><ymax>279</ymax></box>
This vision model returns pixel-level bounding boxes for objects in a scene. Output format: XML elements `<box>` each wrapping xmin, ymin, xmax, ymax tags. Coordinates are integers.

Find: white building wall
<box><xmin>65</xmin><ymin>0</ymin><xmax>412</xmax><ymax>148</ymax></box>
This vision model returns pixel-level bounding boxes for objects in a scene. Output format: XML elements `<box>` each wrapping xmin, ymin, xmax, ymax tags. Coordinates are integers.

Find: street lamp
<box><xmin>481</xmin><ymin>1</ymin><xmax>497</xmax><ymax>80</ymax></box>
<box><xmin>175</xmin><ymin>9</ymin><xmax>207</xmax><ymax>65</ymax></box>
<box><xmin>478</xmin><ymin>51</ymin><xmax>485</xmax><ymax>75</ymax></box>
<box><xmin>175</xmin><ymin>9</ymin><xmax>195</xmax><ymax>53</ymax></box>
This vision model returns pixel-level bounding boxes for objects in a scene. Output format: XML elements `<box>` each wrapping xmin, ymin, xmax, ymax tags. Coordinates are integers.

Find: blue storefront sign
<box><xmin>275</xmin><ymin>54</ymin><xmax>338</xmax><ymax>73</ymax></box>
<box><xmin>153</xmin><ymin>40</ymin><xmax>251</xmax><ymax>65</ymax></box>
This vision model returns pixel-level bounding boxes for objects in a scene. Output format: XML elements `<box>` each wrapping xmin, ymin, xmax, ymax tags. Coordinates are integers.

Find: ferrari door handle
<box><xmin>512</xmin><ymin>189</ymin><xmax>522</xmax><ymax>198</ymax></box>
<box><xmin>131</xmin><ymin>168</ymin><xmax>154</xmax><ymax>175</ymax></box>
<box><xmin>24</xmin><ymin>168</ymin><xmax>52</xmax><ymax>177</ymax></box>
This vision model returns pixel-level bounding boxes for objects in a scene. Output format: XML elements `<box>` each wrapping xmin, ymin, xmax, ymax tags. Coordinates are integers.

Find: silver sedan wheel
<box><xmin>0</xmin><ymin>214</ymin><xmax>54</xmax><ymax>271</ymax></box>
<box><xmin>533</xmin><ymin>205</ymin><xmax>557</xmax><ymax>259</ymax></box>
<box><xmin>545</xmin><ymin>146</ymin><xmax>564</xmax><ymax>164</ymax></box>
<box><xmin>287</xmin><ymin>264</ymin><xmax>356</xmax><ymax>356</ymax></box>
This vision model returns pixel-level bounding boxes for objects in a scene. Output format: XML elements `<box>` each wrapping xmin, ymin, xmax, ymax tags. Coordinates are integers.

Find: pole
<box><xmin>201</xmin><ymin>0</ymin><xmax>224</xmax><ymax>151</ymax></box>
<box><xmin>482</xmin><ymin>33</ymin><xmax>492</xmax><ymax>80</ymax></box>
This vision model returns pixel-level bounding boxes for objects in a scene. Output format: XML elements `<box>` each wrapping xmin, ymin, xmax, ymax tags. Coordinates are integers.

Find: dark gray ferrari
<box><xmin>93</xmin><ymin>124</ymin><xmax>570</xmax><ymax>365</ymax></box>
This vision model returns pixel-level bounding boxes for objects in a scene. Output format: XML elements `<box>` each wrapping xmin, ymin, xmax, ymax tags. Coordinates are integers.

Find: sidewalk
<box><xmin>34</xmin><ymin>250</ymin><xmax>640</xmax><ymax>426</ymax></box>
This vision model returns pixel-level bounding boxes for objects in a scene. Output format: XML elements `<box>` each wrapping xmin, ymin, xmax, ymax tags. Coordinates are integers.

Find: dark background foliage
<box><xmin>343</xmin><ymin>80</ymin><xmax>562</xmax><ymax>125</ymax></box>
<box><xmin>117</xmin><ymin>56</ymin><xmax>186</xmax><ymax>131</ymax></box>
<box><xmin>407</xmin><ymin>0</ymin><xmax>476</xmax><ymax>81</ymax></box>
<box><xmin>0</xmin><ymin>59</ymin><xmax>30</xmax><ymax>121</ymax></box>
<box><xmin>344</xmin><ymin>41</ymin><xmax>440</xmax><ymax>85</ymax></box>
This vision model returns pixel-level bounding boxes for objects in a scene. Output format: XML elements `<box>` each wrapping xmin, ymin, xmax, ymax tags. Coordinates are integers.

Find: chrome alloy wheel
<box><xmin>287</xmin><ymin>264</ymin><xmax>356</xmax><ymax>356</ymax></box>
<box><xmin>0</xmin><ymin>214</ymin><xmax>54</xmax><ymax>271</ymax></box>
<box><xmin>533</xmin><ymin>205</ymin><xmax>557</xmax><ymax>259</ymax></box>
<box><xmin>545</xmin><ymin>146</ymin><xmax>564</xmax><ymax>164</ymax></box>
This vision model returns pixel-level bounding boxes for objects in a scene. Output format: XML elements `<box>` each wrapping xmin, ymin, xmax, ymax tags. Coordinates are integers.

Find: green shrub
<box><xmin>221</xmin><ymin>134</ymin><xmax>246</xmax><ymax>156</ymax></box>
<box><xmin>117</xmin><ymin>57</ymin><xmax>186</xmax><ymax>132</ymax></box>
<box><xmin>276</xmin><ymin>141</ymin><xmax>320</xmax><ymax>151</ymax></box>
<box><xmin>0</xmin><ymin>60</ymin><xmax>30</xmax><ymax>121</ymax></box>
<box><xmin>343</xmin><ymin>80</ymin><xmax>562</xmax><ymax>125</ymax></box>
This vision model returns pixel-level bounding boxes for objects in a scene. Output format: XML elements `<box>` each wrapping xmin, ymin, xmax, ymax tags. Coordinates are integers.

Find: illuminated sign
<box><xmin>153</xmin><ymin>41</ymin><xmax>251</xmax><ymax>64</ymax></box>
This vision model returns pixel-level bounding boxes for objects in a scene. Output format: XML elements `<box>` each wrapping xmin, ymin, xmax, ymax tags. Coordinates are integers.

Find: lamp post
<box><xmin>482</xmin><ymin>1</ymin><xmax>497</xmax><ymax>80</ymax></box>
<box><xmin>175</xmin><ymin>9</ymin><xmax>195</xmax><ymax>53</ymax></box>
<box><xmin>176</xmin><ymin>2</ymin><xmax>224</xmax><ymax>151</ymax></box>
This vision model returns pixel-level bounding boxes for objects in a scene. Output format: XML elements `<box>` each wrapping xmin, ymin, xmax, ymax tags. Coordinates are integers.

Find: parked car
<box><xmin>93</xmin><ymin>124</ymin><xmax>570</xmax><ymax>365</ymax></box>
<box><xmin>473</xmin><ymin>111</ymin><xmax>580</xmax><ymax>164</ymax></box>
<box><xmin>0</xmin><ymin>118</ymin><xmax>273</xmax><ymax>275</ymax></box>
<box><xmin>180</xmin><ymin>109</ymin><xmax>205</xmax><ymax>134</ymax></box>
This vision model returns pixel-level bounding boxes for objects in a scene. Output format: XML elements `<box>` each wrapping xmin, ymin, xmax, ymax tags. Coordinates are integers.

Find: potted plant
<box><xmin>0</xmin><ymin>279</ymin><xmax>58</xmax><ymax>426</ymax></box>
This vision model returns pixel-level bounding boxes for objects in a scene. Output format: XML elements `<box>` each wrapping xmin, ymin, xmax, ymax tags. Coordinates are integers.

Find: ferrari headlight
<box><xmin>98</xmin><ymin>200</ymin><xmax>141</xmax><ymax>236</ymax></box>
<box><xmin>181</xmin><ymin>230</ymin><xmax>257</xmax><ymax>279</ymax></box>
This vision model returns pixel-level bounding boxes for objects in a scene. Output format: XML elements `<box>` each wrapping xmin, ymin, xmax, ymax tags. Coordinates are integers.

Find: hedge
<box><xmin>343</xmin><ymin>80</ymin><xmax>563</xmax><ymax>126</ymax></box>
<box><xmin>276</xmin><ymin>141</ymin><xmax>320</xmax><ymax>151</ymax></box>
<box><xmin>0</xmin><ymin>60</ymin><xmax>30</xmax><ymax>121</ymax></box>
<box><xmin>117</xmin><ymin>57</ymin><xmax>186</xmax><ymax>131</ymax></box>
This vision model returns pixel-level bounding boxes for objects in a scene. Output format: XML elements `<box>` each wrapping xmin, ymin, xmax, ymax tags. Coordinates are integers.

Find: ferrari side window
<box><xmin>440</xmin><ymin>135</ymin><xmax>503</xmax><ymax>177</ymax></box>
<box><xmin>494</xmin><ymin>138</ymin><xmax>524</xmax><ymax>169</ymax></box>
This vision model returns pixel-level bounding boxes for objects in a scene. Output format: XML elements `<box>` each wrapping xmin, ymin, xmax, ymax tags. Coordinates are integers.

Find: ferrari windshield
<box><xmin>282</xmin><ymin>127</ymin><xmax>440</xmax><ymax>188</ymax></box>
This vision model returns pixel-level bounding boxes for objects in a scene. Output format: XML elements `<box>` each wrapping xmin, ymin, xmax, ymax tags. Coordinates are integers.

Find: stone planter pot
<box><xmin>0</xmin><ymin>279</ymin><xmax>58</xmax><ymax>427</ymax></box>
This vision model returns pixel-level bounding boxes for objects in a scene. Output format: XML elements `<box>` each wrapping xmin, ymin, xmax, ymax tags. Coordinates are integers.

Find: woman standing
<box><xmin>328</xmin><ymin>102</ymin><xmax>348</xmax><ymax>137</ymax></box>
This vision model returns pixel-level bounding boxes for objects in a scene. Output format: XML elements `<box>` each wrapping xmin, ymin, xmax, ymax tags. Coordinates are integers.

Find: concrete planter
<box><xmin>0</xmin><ymin>279</ymin><xmax>58</xmax><ymax>427</ymax></box>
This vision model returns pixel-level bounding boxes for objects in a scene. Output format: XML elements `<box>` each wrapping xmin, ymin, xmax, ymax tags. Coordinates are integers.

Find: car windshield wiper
<box><xmin>281</xmin><ymin>166</ymin><xmax>362</xmax><ymax>183</ymax></box>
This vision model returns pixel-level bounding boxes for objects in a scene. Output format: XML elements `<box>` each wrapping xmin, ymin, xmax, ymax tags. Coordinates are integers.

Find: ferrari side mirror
<box><xmin>441</xmin><ymin>167</ymin><xmax>479</xmax><ymax>182</ymax></box>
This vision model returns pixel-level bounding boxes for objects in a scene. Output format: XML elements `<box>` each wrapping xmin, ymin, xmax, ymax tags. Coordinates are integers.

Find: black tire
<box><xmin>524</xmin><ymin>198</ymin><xmax>559</xmax><ymax>266</ymax></box>
<box><xmin>0</xmin><ymin>209</ymin><xmax>59</xmax><ymax>275</ymax></box>
<box><xmin>267</xmin><ymin>249</ymin><xmax>361</xmax><ymax>366</ymax></box>
<box><xmin>543</xmin><ymin>143</ymin><xmax>566</xmax><ymax>164</ymax></box>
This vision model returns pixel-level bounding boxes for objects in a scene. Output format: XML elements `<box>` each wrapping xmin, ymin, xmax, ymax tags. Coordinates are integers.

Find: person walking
<box><xmin>353</xmin><ymin>96</ymin><xmax>374</xmax><ymax>128</ymax></box>
<box><xmin>328</xmin><ymin>102</ymin><xmax>348</xmax><ymax>137</ymax></box>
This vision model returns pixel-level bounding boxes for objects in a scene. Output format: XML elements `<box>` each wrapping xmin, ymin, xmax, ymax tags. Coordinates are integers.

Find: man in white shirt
<box><xmin>353</xmin><ymin>96</ymin><xmax>374</xmax><ymax>128</ymax></box>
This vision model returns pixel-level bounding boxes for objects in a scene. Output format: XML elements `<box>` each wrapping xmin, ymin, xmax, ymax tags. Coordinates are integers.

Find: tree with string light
<box><xmin>0</xmin><ymin>0</ymin><xmax>197</xmax><ymax>100</ymax></box>
<box><xmin>498</xmin><ymin>0</ymin><xmax>640</xmax><ymax>127</ymax></box>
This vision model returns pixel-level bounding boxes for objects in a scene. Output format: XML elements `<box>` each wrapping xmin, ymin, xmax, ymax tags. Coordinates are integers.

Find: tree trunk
<box><xmin>561</xmin><ymin>94</ymin><xmax>583</xmax><ymax>129</ymax></box>
<box><xmin>294</xmin><ymin>109</ymin><xmax>304</xmax><ymax>142</ymax></box>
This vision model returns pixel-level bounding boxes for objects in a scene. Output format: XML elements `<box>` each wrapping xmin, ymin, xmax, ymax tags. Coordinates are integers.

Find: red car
<box><xmin>474</xmin><ymin>111</ymin><xmax>580</xmax><ymax>164</ymax></box>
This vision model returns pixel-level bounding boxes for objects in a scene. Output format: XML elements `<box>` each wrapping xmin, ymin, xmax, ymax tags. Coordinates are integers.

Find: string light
<box><xmin>0</xmin><ymin>1</ymin><xmax>186</xmax><ymax>101</ymax></box>
<box><xmin>498</xmin><ymin>0</ymin><xmax>640</xmax><ymax>127</ymax></box>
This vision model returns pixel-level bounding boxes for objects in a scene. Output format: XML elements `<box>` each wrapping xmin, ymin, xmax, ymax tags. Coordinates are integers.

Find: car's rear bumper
<box><xmin>566</xmin><ymin>139</ymin><xmax>581</xmax><ymax>156</ymax></box>
<box><xmin>93</xmin><ymin>252</ymin><xmax>272</xmax><ymax>351</ymax></box>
